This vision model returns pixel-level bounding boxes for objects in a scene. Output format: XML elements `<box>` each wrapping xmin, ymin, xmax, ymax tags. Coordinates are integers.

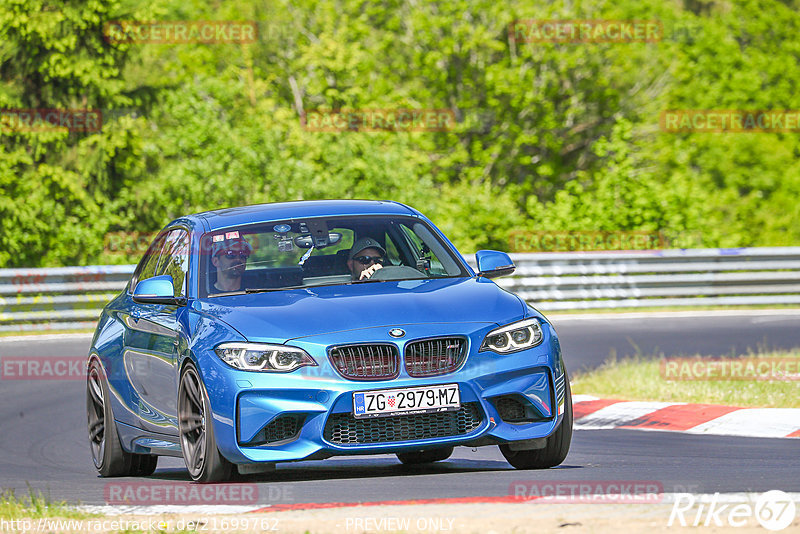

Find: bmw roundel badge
<box><xmin>389</xmin><ymin>328</ymin><xmax>405</xmax><ymax>338</ymax></box>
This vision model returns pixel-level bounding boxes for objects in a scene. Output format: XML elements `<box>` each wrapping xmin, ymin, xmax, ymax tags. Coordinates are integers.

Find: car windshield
<box><xmin>199</xmin><ymin>215</ymin><xmax>469</xmax><ymax>297</ymax></box>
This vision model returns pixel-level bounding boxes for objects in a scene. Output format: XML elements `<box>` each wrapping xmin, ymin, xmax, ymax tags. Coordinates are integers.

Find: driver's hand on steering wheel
<box><xmin>359</xmin><ymin>263</ymin><xmax>383</xmax><ymax>280</ymax></box>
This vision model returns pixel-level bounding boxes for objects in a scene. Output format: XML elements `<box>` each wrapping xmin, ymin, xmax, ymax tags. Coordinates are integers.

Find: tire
<box><xmin>396</xmin><ymin>446</ymin><xmax>453</xmax><ymax>465</ymax></box>
<box><xmin>87</xmin><ymin>359</ymin><xmax>133</xmax><ymax>477</ymax></box>
<box><xmin>130</xmin><ymin>453</ymin><xmax>159</xmax><ymax>476</ymax></box>
<box><xmin>500</xmin><ymin>372</ymin><xmax>573</xmax><ymax>469</ymax></box>
<box><xmin>178</xmin><ymin>363</ymin><xmax>233</xmax><ymax>482</ymax></box>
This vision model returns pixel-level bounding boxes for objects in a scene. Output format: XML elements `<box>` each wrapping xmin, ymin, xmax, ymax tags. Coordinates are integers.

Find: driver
<box><xmin>347</xmin><ymin>237</ymin><xmax>386</xmax><ymax>280</ymax></box>
<box><xmin>211</xmin><ymin>236</ymin><xmax>252</xmax><ymax>293</ymax></box>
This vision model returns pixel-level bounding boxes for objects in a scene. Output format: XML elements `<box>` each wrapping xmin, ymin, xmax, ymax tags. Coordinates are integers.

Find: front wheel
<box><xmin>178</xmin><ymin>363</ymin><xmax>233</xmax><ymax>482</ymax></box>
<box><xmin>500</xmin><ymin>372</ymin><xmax>573</xmax><ymax>469</ymax></box>
<box><xmin>87</xmin><ymin>359</ymin><xmax>159</xmax><ymax>477</ymax></box>
<box><xmin>87</xmin><ymin>359</ymin><xmax>131</xmax><ymax>476</ymax></box>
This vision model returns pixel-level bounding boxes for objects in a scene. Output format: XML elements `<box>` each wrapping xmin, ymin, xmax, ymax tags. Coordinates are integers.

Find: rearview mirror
<box><xmin>133</xmin><ymin>275</ymin><xmax>186</xmax><ymax>306</ymax></box>
<box><xmin>475</xmin><ymin>250</ymin><xmax>515</xmax><ymax>279</ymax></box>
<box><xmin>294</xmin><ymin>232</ymin><xmax>343</xmax><ymax>249</ymax></box>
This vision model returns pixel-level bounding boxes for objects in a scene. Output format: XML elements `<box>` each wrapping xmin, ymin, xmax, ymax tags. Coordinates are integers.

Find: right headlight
<box><xmin>214</xmin><ymin>343</ymin><xmax>317</xmax><ymax>372</ymax></box>
<box><xmin>480</xmin><ymin>318</ymin><xmax>544</xmax><ymax>354</ymax></box>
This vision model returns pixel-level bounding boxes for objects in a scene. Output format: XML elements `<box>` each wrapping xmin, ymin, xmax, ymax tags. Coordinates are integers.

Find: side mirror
<box><xmin>475</xmin><ymin>250</ymin><xmax>515</xmax><ymax>279</ymax></box>
<box><xmin>133</xmin><ymin>275</ymin><xmax>186</xmax><ymax>306</ymax></box>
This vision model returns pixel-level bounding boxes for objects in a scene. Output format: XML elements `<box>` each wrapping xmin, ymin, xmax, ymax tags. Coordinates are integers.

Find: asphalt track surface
<box><xmin>0</xmin><ymin>312</ymin><xmax>798</xmax><ymax>506</ymax></box>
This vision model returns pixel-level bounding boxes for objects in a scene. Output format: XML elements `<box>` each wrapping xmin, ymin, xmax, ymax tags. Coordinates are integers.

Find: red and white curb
<box><xmin>572</xmin><ymin>395</ymin><xmax>800</xmax><ymax>438</ymax></box>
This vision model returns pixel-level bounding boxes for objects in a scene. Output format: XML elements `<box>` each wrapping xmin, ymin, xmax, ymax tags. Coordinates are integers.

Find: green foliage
<box><xmin>2</xmin><ymin>0</ymin><xmax>800</xmax><ymax>267</ymax></box>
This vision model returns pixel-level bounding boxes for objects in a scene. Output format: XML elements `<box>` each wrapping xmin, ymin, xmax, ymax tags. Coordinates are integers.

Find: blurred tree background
<box><xmin>1</xmin><ymin>0</ymin><xmax>799</xmax><ymax>267</ymax></box>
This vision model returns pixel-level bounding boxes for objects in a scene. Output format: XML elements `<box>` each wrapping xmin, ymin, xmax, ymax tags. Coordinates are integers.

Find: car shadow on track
<box><xmin>145</xmin><ymin>458</ymin><xmax>549</xmax><ymax>483</ymax></box>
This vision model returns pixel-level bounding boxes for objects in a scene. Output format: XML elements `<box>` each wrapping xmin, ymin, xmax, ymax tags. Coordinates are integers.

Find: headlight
<box><xmin>214</xmin><ymin>343</ymin><xmax>317</xmax><ymax>372</ymax></box>
<box><xmin>480</xmin><ymin>318</ymin><xmax>544</xmax><ymax>354</ymax></box>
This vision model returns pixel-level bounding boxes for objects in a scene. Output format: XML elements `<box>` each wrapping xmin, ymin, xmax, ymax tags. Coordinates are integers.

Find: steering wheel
<box><xmin>367</xmin><ymin>265</ymin><xmax>426</xmax><ymax>281</ymax></box>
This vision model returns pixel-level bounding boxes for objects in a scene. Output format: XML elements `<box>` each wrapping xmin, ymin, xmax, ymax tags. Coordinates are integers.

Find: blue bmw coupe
<box><xmin>87</xmin><ymin>200</ymin><xmax>572</xmax><ymax>481</ymax></box>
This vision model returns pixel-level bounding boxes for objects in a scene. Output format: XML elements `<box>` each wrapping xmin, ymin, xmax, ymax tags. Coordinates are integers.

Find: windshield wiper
<box><xmin>245</xmin><ymin>285</ymin><xmax>308</xmax><ymax>293</ymax></box>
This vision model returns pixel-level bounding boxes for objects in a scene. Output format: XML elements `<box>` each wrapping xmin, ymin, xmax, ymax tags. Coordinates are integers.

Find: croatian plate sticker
<box><xmin>213</xmin><ymin>234</ymin><xmax>225</xmax><ymax>242</ymax></box>
<box><xmin>352</xmin><ymin>383</ymin><xmax>460</xmax><ymax>419</ymax></box>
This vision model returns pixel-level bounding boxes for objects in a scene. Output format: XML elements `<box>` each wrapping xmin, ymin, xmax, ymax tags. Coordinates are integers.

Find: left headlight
<box><xmin>214</xmin><ymin>343</ymin><xmax>317</xmax><ymax>372</ymax></box>
<box><xmin>480</xmin><ymin>318</ymin><xmax>544</xmax><ymax>354</ymax></box>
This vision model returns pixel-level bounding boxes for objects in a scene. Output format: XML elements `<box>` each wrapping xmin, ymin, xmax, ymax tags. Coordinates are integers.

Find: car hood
<box><xmin>194</xmin><ymin>277</ymin><xmax>525</xmax><ymax>342</ymax></box>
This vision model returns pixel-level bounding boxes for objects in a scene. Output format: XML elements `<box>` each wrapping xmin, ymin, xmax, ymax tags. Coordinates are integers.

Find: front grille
<box><xmin>494</xmin><ymin>396</ymin><xmax>527</xmax><ymax>422</ymax></box>
<box><xmin>404</xmin><ymin>337</ymin><xmax>467</xmax><ymax>377</ymax></box>
<box><xmin>324</xmin><ymin>402</ymin><xmax>483</xmax><ymax>445</ymax></box>
<box><xmin>329</xmin><ymin>344</ymin><xmax>399</xmax><ymax>380</ymax></box>
<box><xmin>244</xmin><ymin>415</ymin><xmax>304</xmax><ymax>446</ymax></box>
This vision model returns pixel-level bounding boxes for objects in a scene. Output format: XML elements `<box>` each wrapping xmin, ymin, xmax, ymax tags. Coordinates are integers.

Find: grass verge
<box><xmin>571</xmin><ymin>349</ymin><xmax>800</xmax><ymax>408</ymax></box>
<box><xmin>0</xmin><ymin>487</ymin><xmax>92</xmax><ymax>520</ymax></box>
<box><xmin>0</xmin><ymin>329</ymin><xmax>94</xmax><ymax>338</ymax></box>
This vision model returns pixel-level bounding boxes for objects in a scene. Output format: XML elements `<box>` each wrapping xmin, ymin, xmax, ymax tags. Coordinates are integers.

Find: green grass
<box><xmin>571</xmin><ymin>350</ymin><xmax>800</xmax><ymax>408</ymax></box>
<box><xmin>0</xmin><ymin>487</ymin><xmax>92</xmax><ymax>520</ymax></box>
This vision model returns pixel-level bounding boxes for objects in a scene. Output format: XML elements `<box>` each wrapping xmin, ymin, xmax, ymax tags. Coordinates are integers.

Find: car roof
<box><xmin>180</xmin><ymin>200</ymin><xmax>420</xmax><ymax>233</ymax></box>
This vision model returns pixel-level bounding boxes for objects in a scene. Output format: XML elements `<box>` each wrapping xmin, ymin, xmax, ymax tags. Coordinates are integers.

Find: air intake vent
<box><xmin>242</xmin><ymin>414</ymin><xmax>304</xmax><ymax>446</ymax></box>
<box><xmin>324</xmin><ymin>402</ymin><xmax>483</xmax><ymax>445</ymax></box>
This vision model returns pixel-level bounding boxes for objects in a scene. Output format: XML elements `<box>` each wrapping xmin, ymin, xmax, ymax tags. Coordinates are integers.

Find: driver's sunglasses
<box><xmin>219</xmin><ymin>250</ymin><xmax>249</xmax><ymax>260</ymax></box>
<box><xmin>354</xmin><ymin>255</ymin><xmax>383</xmax><ymax>266</ymax></box>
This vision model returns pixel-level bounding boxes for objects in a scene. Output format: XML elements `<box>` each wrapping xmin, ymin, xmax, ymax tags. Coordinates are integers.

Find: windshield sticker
<box><xmin>273</xmin><ymin>224</ymin><xmax>291</xmax><ymax>233</ymax></box>
<box><xmin>212</xmin><ymin>234</ymin><xmax>224</xmax><ymax>242</ymax></box>
<box><xmin>225</xmin><ymin>231</ymin><xmax>240</xmax><ymax>239</ymax></box>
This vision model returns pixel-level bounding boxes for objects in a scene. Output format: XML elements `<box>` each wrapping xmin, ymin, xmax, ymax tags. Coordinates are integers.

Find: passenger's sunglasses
<box><xmin>219</xmin><ymin>250</ymin><xmax>249</xmax><ymax>260</ymax></box>
<box><xmin>354</xmin><ymin>255</ymin><xmax>383</xmax><ymax>266</ymax></box>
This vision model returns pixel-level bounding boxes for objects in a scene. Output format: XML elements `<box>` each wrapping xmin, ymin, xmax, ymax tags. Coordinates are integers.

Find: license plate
<box><xmin>353</xmin><ymin>384</ymin><xmax>460</xmax><ymax>419</ymax></box>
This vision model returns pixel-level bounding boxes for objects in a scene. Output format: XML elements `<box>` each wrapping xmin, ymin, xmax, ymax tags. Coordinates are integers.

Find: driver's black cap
<box><xmin>349</xmin><ymin>237</ymin><xmax>386</xmax><ymax>260</ymax></box>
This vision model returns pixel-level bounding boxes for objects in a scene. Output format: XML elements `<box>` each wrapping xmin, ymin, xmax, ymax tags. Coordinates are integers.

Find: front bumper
<box><xmin>197</xmin><ymin>321</ymin><xmax>567</xmax><ymax>464</ymax></box>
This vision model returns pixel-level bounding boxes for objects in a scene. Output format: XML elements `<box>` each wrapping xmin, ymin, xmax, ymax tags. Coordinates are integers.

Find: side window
<box><xmin>129</xmin><ymin>232</ymin><xmax>168</xmax><ymax>292</ymax></box>
<box><xmin>398</xmin><ymin>223</ymin><xmax>448</xmax><ymax>276</ymax></box>
<box><xmin>157</xmin><ymin>229</ymin><xmax>190</xmax><ymax>297</ymax></box>
<box><xmin>383</xmin><ymin>232</ymin><xmax>402</xmax><ymax>266</ymax></box>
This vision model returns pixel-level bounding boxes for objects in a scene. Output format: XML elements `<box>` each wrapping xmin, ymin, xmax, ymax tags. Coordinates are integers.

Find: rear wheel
<box><xmin>500</xmin><ymin>373</ymin><xmax>573</xmax><ymax>469</ymax></box>
<box><xmin>178</xmin><ymin>363</ymin><xmax>233</xmax><ymax>482</ymax></box>
<box><xmin>396</xmin><ymin>446</ymin><xmax>453</xmax><ymax>465</ymax></box>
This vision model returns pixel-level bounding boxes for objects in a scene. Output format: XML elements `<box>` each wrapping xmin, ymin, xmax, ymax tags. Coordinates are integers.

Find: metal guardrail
<box><xmin>2</xmin><ymin>248</ymin><xmax>800</xmax><ymax>331</ymax></box>
<box><xmin>0</xmin><ymin>265</ymin><xmax>134</xmax><ymax>332</ymax></box>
